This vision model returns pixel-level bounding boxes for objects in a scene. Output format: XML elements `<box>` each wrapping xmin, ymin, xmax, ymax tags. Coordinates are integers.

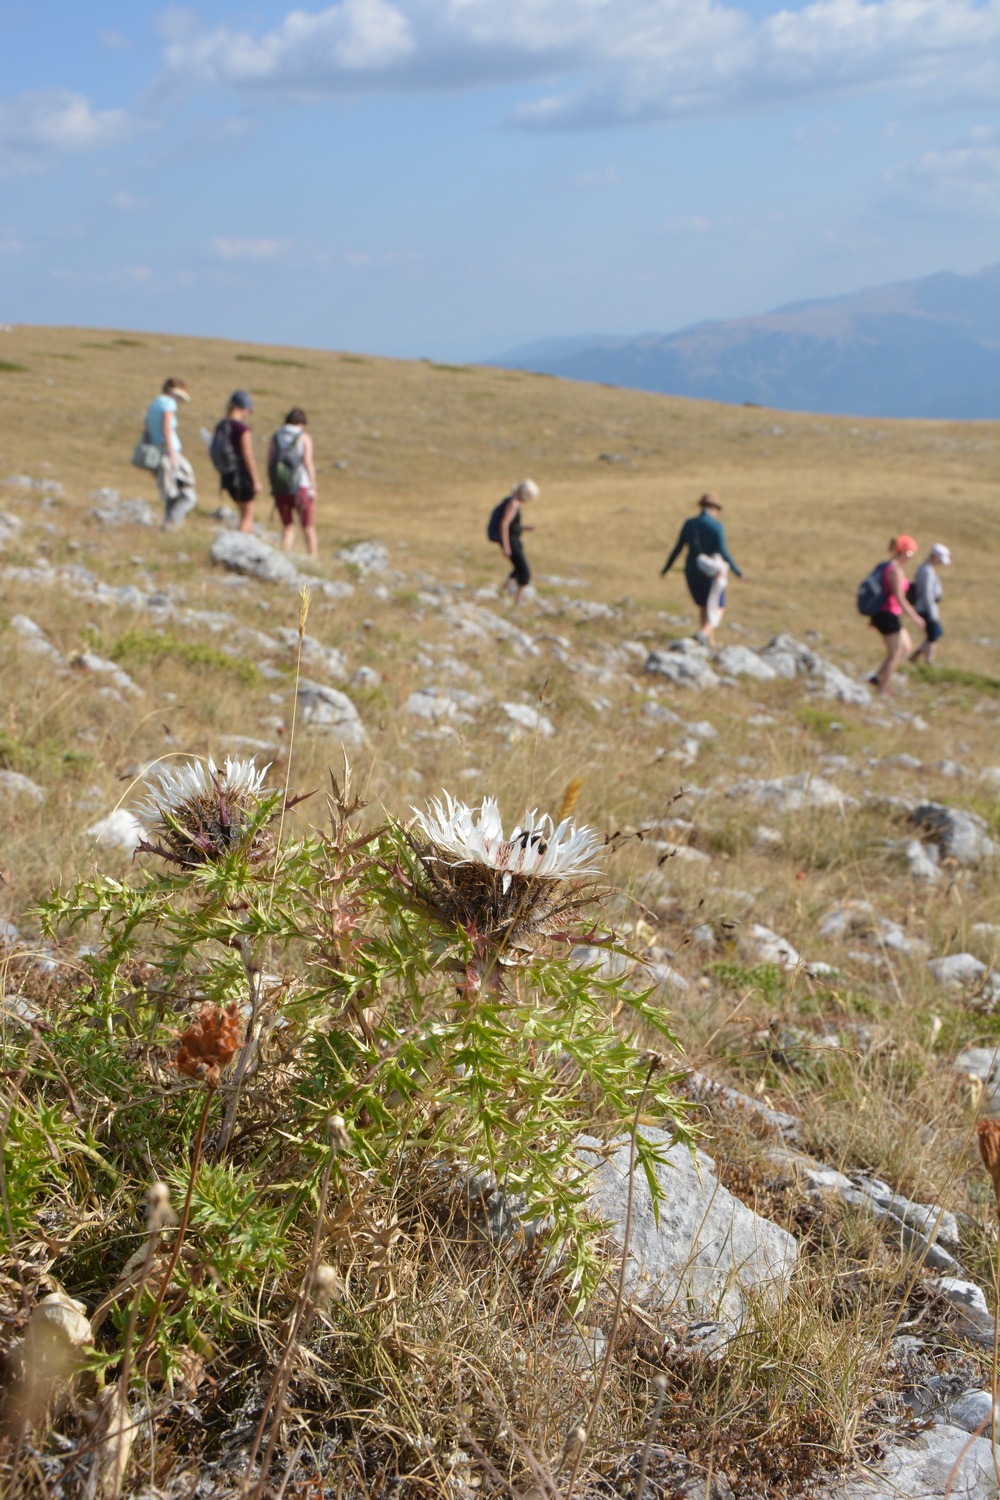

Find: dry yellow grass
<box><xmin>1</xmin><ymin>324</ymin><xmax>999</xmax><ymax>1498</ymax></box>
<box><xmin>2</xmin><ymin>322</ymin><xmax>996</xmax><ymax>668</ymax></box>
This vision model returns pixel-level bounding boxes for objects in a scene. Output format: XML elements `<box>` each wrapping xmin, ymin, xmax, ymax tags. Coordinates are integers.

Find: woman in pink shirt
<box><xmin>869</xmin><ymin>535</ymin><xmax>924</xmax><ymax>693</ymax></box>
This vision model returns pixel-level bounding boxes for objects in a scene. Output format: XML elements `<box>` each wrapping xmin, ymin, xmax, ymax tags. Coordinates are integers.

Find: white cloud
<box><xmin>212</xmin><ymin>237</ymin><xmax>292</xmax><ymax>259</ymax></box>
<box><xmin>0</xmin><ymin>90</ymin><xmax>130</xmax><ymax>175</ymax></box>
<box><xmin>155</xmin><ymin>0</ymin><xmax>999</xmax><ymax>126</ymax></box>
<box><xmin>885</xmin><ymin>126</ymin><xmax>1000</xmax><ymax>217</ymax></box>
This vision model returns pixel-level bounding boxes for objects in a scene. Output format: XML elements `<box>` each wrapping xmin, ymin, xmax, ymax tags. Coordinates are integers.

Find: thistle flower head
<box><xmin>137</xmin><ymin>756</ymin><xmax>274</xmax><ymax>866</ymax></box>
<box><xmin>409</xmin><ymin>793</ymin><xmax>603</xmax><ymax>945</ymax></box>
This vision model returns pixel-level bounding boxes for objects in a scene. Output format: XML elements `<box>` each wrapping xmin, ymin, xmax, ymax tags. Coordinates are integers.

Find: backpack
<box><xmin>857</xmin><ymin>561</ymin><xmax>889</xmax><ymax>617</ymax></box>
<box><xmin>487</xmin><ymin>496</ymin><xmax>511</xmax><ymax>543</ymax></box>
<box><xmin>209</xmin><ymin>419</ymin><xmax>238</xmax><ymax>477</ymax></box>
<box><xmin>269</xmin><ymin>428</ymin><xmax>302</xmax><ymax>496</ymax></box>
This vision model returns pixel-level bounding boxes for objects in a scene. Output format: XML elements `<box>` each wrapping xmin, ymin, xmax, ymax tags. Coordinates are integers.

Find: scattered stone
<box><xmin>902</xmin><ymin>837</ymin><xmax>942</xmax><ymax>882</ymax></box>
<box><xmin>744</xmin><ymin>923</ymin><xmax>800</xmax><ymax>968</ymax></box>
<box><xmin>948</xmin><ymin>1389</ymin><xmax>994</xmax><ymax>1436</ymax></box>
<box><xmin>499</xmin><ymin>701</ymin><xmax>553</xmax><ymax>736</ymax></box>
<box><xmin>0</xmin><ymin>770</ymin><xmax>46</xmax><ymax>804</ymax></box>
<box><xmin>645</xmin><ymin>641</ymin><xmax>719</xmax><ymax>690</ymax></box>
<box><xmin>971</xmin><ymin>923</ymin><xmax>1000</xmax><ymax>950</ymax></box>
<box><xmin>9</xmin><ymin>614</ymin><xmax>64</xmax><ymax>665</ymax></box>
<box><xmin>210</xmin><ymin>530</ymin><xmax>301</xmax><ymax>585</ymax></box>
<box><xmin>641</xmin><ymin>701</ymin><xmax>682</xmax><ymax>725</ymax></box>
<box><xmin>74</xmin><ymin>651</ymin><xmax>141</xmax><ymax>696</ymax></box>
<box><xmin>336</xmin><ymin>541</ymin><xmax>389</xmax><ymax>574</ymax></box>
<box><xmin>318</xmin><ymin>579</ymin><xmax>355</xmax><ymax>600</ymax></box>
<box><xmin>822</xmin><ymin>1423</ymin><xmax>997</xmax><ymax>1499</ymax></box>
<box><xmin>0</xmin><ymin>511</ymin><xmax>24</xmax><ymax>548</ymax></box>
<box><xmin>910</xmin><ymin>803</ymin><xmax>997</xmax><ymax>865</ymax></box>
<box><xmin>406</xmin><ymin>688</ymin><xmax>459</xmax><ymax>722</ymax></box>
<box><xmin>90</xmin><ymin>490</ymin><xmax>154</xmax><ymax>527</ymax></box>
<box><xmin>934</xmin><ymin>1277</ymin><xmax>990</xmax><ymax>1319</ymax></box>
<box><xmin>272</xmin><ymin>627</ymin><xmax>347</xmax><ymax>680</ymax></box>
<box><xmin>754</xmin><ymin>824</ymin><xmax>783</xmax><ymax>848</ymax></box>
<box><xmin>712</xmin><ymin>644</ymin><xmax>778</xmax><ymax>681</ymax></box>
<box><xmin>83</xmin><ymin>809</ymin><xmax>146</xmax><ymax>854</ymax></box>
<box><xmin>682</xmin><ymin>1070</ymin><xmax>798</xmax><ymax>1139</ymax></box>
<box><xmin>576</xmin><ymin>1126</ymin><xmax>798</xmax><ymax>1328</ymax></box>
<box><xmin>351</xmin><ymin>665</ymin><xmax>382</xmax><ymax>689</ymax></box>
<box><xmin>928</xmin><ymin>953</ymin><xmax>1000</xmax><ymax>1004</ymax></box>
<box><xmin>728</xmin><ymin>771</ymin><xmax>857</xmax><ymax>812</ymax></box>
<box><xmin>296</xmin><ymin>680</ymin><xmax>366</xmax><ymax>748</ymax></box>
<box><xmin>818</xmin><ymin>900</ymin><xmax>927</xmax><ymax>955</ymax></box>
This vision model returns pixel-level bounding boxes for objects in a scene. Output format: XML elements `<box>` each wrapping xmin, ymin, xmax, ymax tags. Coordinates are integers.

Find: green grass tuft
<box><xmin>109</xmin><ymin>628</ymin><xmax>261</xmax><ymax>685</ymax></box>
<box><xmin>235</xmin><ymin>352</ymin><xmax>310</xmax><ymax>369</ymax></box>
<box><xmin>0</xmin><ymin>359</ymin><xmax>27</xmax><ymax>373</ymax></box>
<box><xmin>909</xmin><ymin>662</ymin><xmax>1000</xmax><ymax>695</ymax></box>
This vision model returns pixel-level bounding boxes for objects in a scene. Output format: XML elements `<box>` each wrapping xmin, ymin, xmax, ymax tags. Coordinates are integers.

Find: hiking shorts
<box><xmin>919</xmin><ymin>614</ymin><xmax>943</xmax><ymax>643</ymax></box>
<box><xmin>686</xmin><ymin>569</ymin><xmax>724</xmax><ymax>611</ymax></box>
<box><xmin>222</xmin><ymin>470</ymin><xmax>255</xmax><ymax>505</ymax></box>
<box><xmin>275</xmin><ymin>488</ymin><xmax>314</xmax><ymax>528</ymax></box>
<box><xmin>871</xmin><ymin>610</ymin><xmax>902</xmax><ymax>636</ymax></box>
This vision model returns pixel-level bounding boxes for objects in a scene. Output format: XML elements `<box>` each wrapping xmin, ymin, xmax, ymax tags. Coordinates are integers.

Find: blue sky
<box><xmin>0</xmin><ymin>0</ymin><xmax>996</xmax><ymax>359</ymax></box>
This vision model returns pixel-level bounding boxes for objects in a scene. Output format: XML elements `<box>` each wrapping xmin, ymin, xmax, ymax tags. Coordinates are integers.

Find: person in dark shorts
<box><xmin>491</xmin><ymin>479</ymin><xmax>538</xmax><ymax>601</ymax></box>
<box><xmin>267</xmin><ymin>408</ymin><xmax>318</xmax><ymax>558</ymax></box>
<box><xmin>220</xmin><ymin>391</ymin><xmax>262</xmax><ymax>534</ymax></box>
<box><xmin>909</xmin><ymin>543</ymin><xmax>950</xmax><ymax>663</ymax></box>
<box><xmin>868</xmin><ymin>535</ymin><xmax>923</xmax><ymax>693</ymax></box>
<box><xmin>660</xmin><ymin>492</ymin><xmax>743</xmax><ymax>645</ymax></box>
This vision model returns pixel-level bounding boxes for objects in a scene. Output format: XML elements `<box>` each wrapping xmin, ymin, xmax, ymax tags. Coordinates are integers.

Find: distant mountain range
<box><xmin>490</xmin><ymin>265</ymin><xmax>1000</xmax><ymax>420</ymax></box>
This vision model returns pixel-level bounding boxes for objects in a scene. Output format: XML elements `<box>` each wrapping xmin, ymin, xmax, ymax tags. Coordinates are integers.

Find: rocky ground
<box><xmin>1</xmin><ymin>459</ymin><xmax>999</xmax><ymax>1499</ymax></box>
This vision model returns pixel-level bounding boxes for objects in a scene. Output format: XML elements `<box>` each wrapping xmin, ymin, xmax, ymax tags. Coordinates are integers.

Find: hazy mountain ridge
<box><xmin>491</xmin><ymin>265</ymin><xmax>1000</xmax><ymax>419</ymax></box>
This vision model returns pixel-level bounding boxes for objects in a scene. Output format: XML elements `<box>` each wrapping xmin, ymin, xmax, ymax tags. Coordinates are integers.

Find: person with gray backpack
<box><xmin>137</xmin><ymin>377</ymin><xmax>197</xmax><ymax>528</ymax></box>
<box><xmin>267</xmin><ymin>407</ymin><xmax>318</xmax><ymax>557</ymax></box>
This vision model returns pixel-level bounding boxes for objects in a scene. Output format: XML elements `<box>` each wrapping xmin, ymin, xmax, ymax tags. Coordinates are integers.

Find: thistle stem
<box><xmin>215</xmin><ymin>937</ymin><xmax>261</xmax><ymax>1159</ymax></box>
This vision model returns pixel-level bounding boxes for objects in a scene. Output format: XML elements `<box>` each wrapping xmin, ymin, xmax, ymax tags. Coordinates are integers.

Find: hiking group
<box><xmin>136</xmin><ymin>380</ymin><xmax>318</xmax><ymax>556</ymax></box>
<box><xmin>139</xmin><ymin>375</ymin><xmax>954</xmax><ymax>688</ymax></box>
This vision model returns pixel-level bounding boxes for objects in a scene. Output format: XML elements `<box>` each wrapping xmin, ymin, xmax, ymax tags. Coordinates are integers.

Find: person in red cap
<box><xmin>869</xmin><ymin>535</ymin><xmax>923</xmax><ymax>693</ymax></box>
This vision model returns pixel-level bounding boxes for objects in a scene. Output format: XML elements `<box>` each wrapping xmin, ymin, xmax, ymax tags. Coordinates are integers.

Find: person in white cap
<box><xmin>909</xmin><ymin>543</ymin><xmax>951</xmax><ymax>662</ymax></box>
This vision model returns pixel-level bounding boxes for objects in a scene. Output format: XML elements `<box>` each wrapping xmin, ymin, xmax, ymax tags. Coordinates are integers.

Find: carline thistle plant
<box><xmin>136</xmin><ymin>755</ymin><xmax>277</xmax><ymax>868</ymax></box>
<box><xmin>408</xmin><ymin>793</ymin><xmax>604</xmax><ymax>953</ymax></box>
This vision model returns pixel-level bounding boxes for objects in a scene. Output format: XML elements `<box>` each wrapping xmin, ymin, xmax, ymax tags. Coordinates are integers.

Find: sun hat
<box><xmin>229</xmin><ymin>390</ymin><xmax>254</xmax><ymax>411</ymax></box>
<box><xmin>894</xmin><ymin>534</ymin><xmax>918</xmax><ymax>554</ymax></box>
<box><xmin>930</xmin><ymin>543</ymin><xmax>952</xmax><ymax>565</ymax></box>
<box><xmin>517</xmin><ymin>479</ymin><xmax>540</xmax><ymax>499</ymax></box>
<box><xmin>698</xmin><ymin>492</ymin><xmax>722</xmax><ymax>511</ymax></box>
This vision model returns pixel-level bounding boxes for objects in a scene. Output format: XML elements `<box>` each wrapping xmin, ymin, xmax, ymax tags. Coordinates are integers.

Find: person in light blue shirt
<box><xmin>660</xmin><ymin>491</ymin><xmax>743</xmax><ymax>644</ymax></box>
<box><xmin>144</xmin><ymin>378</ymin><xmax>197</xmax><ymax>528</ymax></box>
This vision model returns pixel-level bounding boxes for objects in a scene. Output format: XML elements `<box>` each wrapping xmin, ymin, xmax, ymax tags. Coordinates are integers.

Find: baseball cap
<box><xmin>229</xmin><ymin>389</ymin><xmax>254</xmax><ymax>411</ymax></box>
<box><xmin>894</xmin><ymin>534</ymin><xmax>918</xmax><ymax>554</ymax></box>
<box><xmin>930</xmin><ymin>543</ymin><xmax>951</xmax><ymax>565</ymax></box>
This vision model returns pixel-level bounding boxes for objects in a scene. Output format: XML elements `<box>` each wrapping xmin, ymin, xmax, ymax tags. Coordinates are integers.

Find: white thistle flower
<box><xmin>409</xmin><ymin>794</ymin><xmax>603</xmax><ymax>944</ymax></box>
<box><xmin>137</xmin><ymin>755</ymin><xmax>275</xmax><ymax>866</ymax></box>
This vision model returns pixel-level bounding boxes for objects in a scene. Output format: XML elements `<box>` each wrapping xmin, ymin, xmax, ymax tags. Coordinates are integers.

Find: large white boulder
<box><xmin>210</xmin><ymin>530</ymin><xmax>301</xmax><ymax>585</ymax></box>
<box><xmin>576</xmin><ymin>1126</ymin><xmax>798</xmax><ymax>1329</ymax></box>
<box><xmin>713</xmin><ymin>644</ymin><xmax>778</xmax><ymax>681</ymax></box>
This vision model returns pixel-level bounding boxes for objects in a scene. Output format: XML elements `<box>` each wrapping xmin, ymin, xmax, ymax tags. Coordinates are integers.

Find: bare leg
<box><xmin>875</xmin><ymin>629</ymin><xmax>910</xmax><ymax>691</ymax></box>
<box><xmin>697</xmin><ymin>606</ymin><xmax>716</xmax><ymax>648</ymax></box>
<box><xmin>280</xmin><ymin>522</ymin><xmax>296</xmax><ymax>551</ymax></box>
<box><xmin>303</xmin><ymin>523</ymin><xmax>319</xmax><ymax>558</ymax></box>
<box><xmin>238</xmin><ymin>501</ymin><xmax>256</xmax><ymax>535</ymax></box>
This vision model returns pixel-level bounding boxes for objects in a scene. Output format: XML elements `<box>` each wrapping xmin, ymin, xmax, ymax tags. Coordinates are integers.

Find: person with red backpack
<box><xmin>858</xmin><ymin>535</ymin><xmax>924</xmax><ymax>693</ymax></box>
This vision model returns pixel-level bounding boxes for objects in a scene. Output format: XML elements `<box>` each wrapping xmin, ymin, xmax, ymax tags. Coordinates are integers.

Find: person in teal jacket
<box><xmin>660</xmin><ymin>492</ymin><xmax>743</xmax><ymax>643</ymax></box>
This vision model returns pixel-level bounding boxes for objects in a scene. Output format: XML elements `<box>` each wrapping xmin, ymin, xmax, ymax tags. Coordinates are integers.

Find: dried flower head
<box><xmin>176</xmin><ymin>1002</ymin><xmax>243</xmax><ymax>1086</ymax></box>
<box><xmin>146</xmin><ymin>1179</ymin><xmax>178</xmax><ymax>1233</ymax></box>
<box><xmin>409</xmin><ymin>794</ymin><xmax>603</xmax><ymax>945</ymax></box>
<box><xmin>977</xmin><ymin>1119</ymin><xmax>1000</xmax><ymax>1210</ymax></box>
<box><xmin>137</xmin><ymin>756</ymin><xmax>274</xmax><ymax>867</ymax></box>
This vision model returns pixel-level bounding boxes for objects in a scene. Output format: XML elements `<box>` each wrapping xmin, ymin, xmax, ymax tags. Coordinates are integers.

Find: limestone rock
<box><xmin>576</xmin><ymin>1126</ymin><xmax>798</xmax><ymax>1328</ymax></box>
<box><xmin>210</xmin><ymin>530</ymin><xmax>301</xmax><ymax>585</ymax></box>
<box><xmin>84</xmin><ymin>809</ymin><xmax>146</xmax><ymax>854</ymax></box>
<box><xmin>336</xmin><ymin>541</ymin><xmax>389</xmax><ymax>573</ymax></box>
<box><xmin>0</xmin><ymin>770</ymin><xmax>46</xmax><ymax>804</ymax></box>
<box><xmin>74</xmin><ymin>651</ymin><xmax>141</xmax><ymax>696</ymax></box>
<box><xmin>9</xmin><ymin>614</ymin><xmax>64</xmax><ymax>665</ymax></box>
<box><xmin>744</xmin><ymin>923</ymin><xmax>800</xmax><ymax>968</ymax></box>
<box><xmin>728</xmin><ymin>771</ymin><xmax>857</xmax><ymax>812</ymax></box>
<box><xmin>645</xmin><ymin>641</ymin><xmax>719</xmax><ymax>690</ymax></box>
<box><xmin>500</xmin><ymin>701</ymin><xmax>553</xmax><ymax>736</ymax></box>
<box><xmin>712</xmin><ymin>644</ymin><xmax>778</xmax><ymax>681</ymax></box>
<box><xmin>910</xmin><ymin>803</ymin><xmax>997</xmax><ymax>865</ymax></box>
<box><xmin>91</xmin><ymin>492</ymin><xmax>154</xmax><ymax>527</ymax></box>
<box><xmin>948</xmin><ymin>1389</ymin><xmax>995</xmax><ymax>1436</ymax></box>
<box><xmin>821</xmin><ymin>1423</ymin><xmax>997</xmax><ymax>1498</ymax></box>
<box><xmin>296</xmin><ymin>680</ymin><xmax>366</xmax><ymax>748</ymax></box>
<box><xmin>929</xmin><ymin>953</ymin><xmax>1000</xmax><ymax>1004</ymax></box>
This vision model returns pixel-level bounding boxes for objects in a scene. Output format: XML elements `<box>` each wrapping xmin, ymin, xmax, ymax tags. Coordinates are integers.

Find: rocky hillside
<box><xmin>0</xmin><ymin>329</ymin><xmax>999</xmax><ymax>1499</ymax></box>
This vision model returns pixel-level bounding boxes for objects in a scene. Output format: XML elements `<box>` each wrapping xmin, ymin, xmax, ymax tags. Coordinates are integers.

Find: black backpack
<box><xmin>487</xmin><ymin>496</ymin><xmax>511</xmax><ymax>543</ymax></box>
<box><xmin>209</xmin><ymin>419</ymin><xmax>238</xmax><ymax>477</ymax></box>
<box><xmin>856</xmin><ymin>561</ymin><xmax>888</xmax><ymax>617</ymax></box>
